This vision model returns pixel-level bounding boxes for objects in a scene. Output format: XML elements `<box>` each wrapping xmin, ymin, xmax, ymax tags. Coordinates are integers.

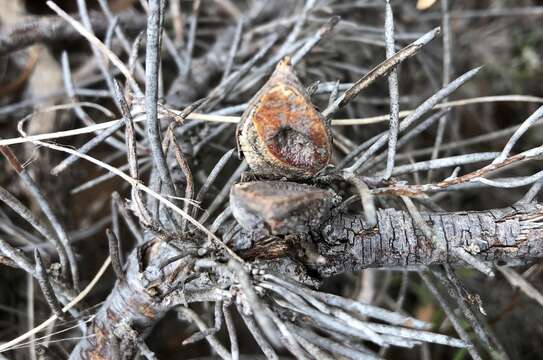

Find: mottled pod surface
<box><xmin>230</xmin><ymin>180</ymin><xmax>338</xmax><ymax>235</ymax></box>
<box><xmin>237</xmin><ymin>57</ymin><xmax>332</xmax><ymax>177</ymax></box>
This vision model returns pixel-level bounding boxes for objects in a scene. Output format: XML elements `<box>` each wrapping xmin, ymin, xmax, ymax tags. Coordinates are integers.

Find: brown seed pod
<box><xmin>230</xmin><ymin>180</ymin><xmax>338</xmax><ymax>235</ymax></box>
<box><xmin>236</xmin><ymin>57</ymin><xmax>332</xmax><ymax>178</ymax></box>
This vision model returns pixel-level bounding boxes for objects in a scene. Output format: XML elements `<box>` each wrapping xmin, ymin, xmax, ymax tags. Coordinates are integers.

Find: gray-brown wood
<box><xmin>69</xmin><ymin>201</ymin><xmax>543</xmax><ymax>359</ymax></box>
<box><xmin>319</xmin><ymin>203</ymin><xmax>543</xmax><ymax>276</ymax></box>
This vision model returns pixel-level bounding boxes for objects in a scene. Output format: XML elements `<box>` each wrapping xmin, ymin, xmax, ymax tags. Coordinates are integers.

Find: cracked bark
<box><xmin>69</xmin><ymin>203</ymin><xmax>543</xmax><ymax>359</ymax></box>
<box><xmin>70</xmin><ymin>237</ymin><xmax>228</xmax><ymax>360</ymax></box>
<box><xmin>318</xmin><ymin>203</ymin><xmax>543</xmax><ymax>276</ymax></box>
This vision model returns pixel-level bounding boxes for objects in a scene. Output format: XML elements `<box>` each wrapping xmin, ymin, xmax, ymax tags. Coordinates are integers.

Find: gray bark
<box><xmin>69</xmin><ymin>203</ymin><xmax>543</xmax><ymax>359</ymax></box>
<box><xmin>70</xmin><ymin>238</ymin><xmax>226</xmax><ymax>359</ymax></box>
<box><xmin>318</xmin><ymin>203</ymin><xmax>543</xmax><ymax>276</ymax></box>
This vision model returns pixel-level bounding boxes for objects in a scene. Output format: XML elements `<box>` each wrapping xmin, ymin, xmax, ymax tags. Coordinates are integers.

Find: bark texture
<box><xmin>318</xmin><ymin>203</ymin><xmax>543</xmax><ymax>276</ymax></box>
<box><xmin>70</xmin><ymin>203</ymin><xmax>543</xmax><ymax>359</ymax></box>
<box><xmin>70</xmin><ymin>238</ymin><xmax>227</xmax><ymax>360</ymax></box>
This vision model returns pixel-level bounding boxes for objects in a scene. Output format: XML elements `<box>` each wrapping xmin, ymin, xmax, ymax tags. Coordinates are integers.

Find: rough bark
<box><xmin>70</xmin><ymin>237</ymin><xmax>228</xmax><ymax>360</ymax></box>
<box><xmin>69</xmin><ymin>203</ymin><xmax>543</xmax><ymax>359</ymax></box>
<box><xmin>318</xmin><ymin>203</ymin><xmax>543</xmax><ymax>276</ymax></box>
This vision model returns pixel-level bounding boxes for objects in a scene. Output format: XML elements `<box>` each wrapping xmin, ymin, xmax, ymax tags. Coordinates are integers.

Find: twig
<box><xmin>221</xmin><ymin>18</ymin><xmax>243</xmax><ymax>83</ymax></box>
<box><xmin>288</xmin><ymin>325</ymin><xmax>334</xmax><ymax>360</ymax></box>
<box><xmin>343</xmin><ymin>175</ymin><xmax>377</xmax><ymax>227</ymax></box>
<box><xmin>278</xmin><ymin>0</ymin><xmax>316</xmax><ymax>56</ymax></box>
<box><xmin>344</xmin><ymin>66</ymin><xmax>482</xmax><ymax>174</ymax></box>
<box><xmin>383</xmin><ymin>0</ymin><xmax>400</xmax><ymax>180</ymax></box>
<box><xmin>439</xmin><ymin>266</ymin><xmax>508</xmax><ymax>359</ymax></box>
<box><xmin>0</xmin><ymin>257</ymin><xmax>111</xmax><ymax>353</ymax></box>
<box><xmin>111</xmin><ymin>192</ymin><xmax>144</xmax><ymax>244</ymax></box>
<box><xmin>223</xmin><ymin>303</ymin><xmax>239</xmax><ymax>360</ymax></box>
<box><xmin>168</xmin><ymin>130</ymin><xmax>194</xmax><ymax>232</ymax></box>
<box><xmin>178</xmin><ymin>307</ymin><xmax>232</xmax><ymax>360</ymax></box>
<box><xmin>2</xmin><ymin>95</ymin><xmax>542</xmax><ymax>147</ymax></box>
<box><xmin>429</xmin><ymin>0</ymin><xmax>453</xmax><ymax>178</ymax></box>
<box><xmin>59</xmin><ymin>51</ymin><xmax>125</xmax><ymax>151</ymax></box>
<box><xmin>518</xmin><ymin>180</ymin><xmax>543</xmax><ymax>203</ymax></box>
<box><xmin>27</xmin><ymin>272</ymin><xmax>36</xmax><ymax>360</ymax></box>
<box><xmin>322</xmin><ymin>27</ymin><xmax>440</xmax><ymax>119</ymax></box>
<box><xmin>0</xmin><ymin>10</ymin><xmax>146</xmax><ymax>57</ymax></box>
<box><xmin>264</xmin><ymin>274</ymin><xmax>429</xmax><ymax>330</ymax></box>
<box><xmin>26</xmin><ymin>139</ymin><xmax>244</xmax><ymax>262</ymax></box>
<box><xmin>493</xmin><ymin>105</ymin><xmax>543</xmax><ymax>163</ymax></box>
<box><xmin>106</xmin><ymin>229</ymin><xmax>125</xmax><ymax>281</ymax></box>
<box><xmin>339</xmin><ymin>109</ymin><xmax>450</xmax><ymax>169</ymax></box>
<box><xmin>34</xmin><ymin>250</ymin><xmax>67</xmax><ymax>320</ymax></box>
<box><xmin>292</xmin><ymin>324</ymin><xmax>379</xmax><ymax>360</ymax></box>
<box><xmin>498</xmin><ymin>266</ymin><xmax>543</xmax><ymax>307</ymax></box>
<box><xmin>46</xmin><ymin>1</ymin><xmax>141</xmax><ymax>96</ymax></box>
<box><xmin>193</xmin><ymin>149</ymin><xmax>235</xmax><ymax>218</ymax></box>
<box><xmin>237</xmin><ymin>305</ymin><xmax>279</xmax><ymax>360</ymax></box>
<box><xmin>76</xmin><ymin>0</ymin><xmax>126</xmax><ymax>114</ymax></box>
<box><xmin>0</xmin><ymin>146</ymin><xmax>78</xmax><ymax>290</ymax></box>
<box><xmin>97</xmin><ymin>0</ymin><xmax>146</xmax><ymax>80</ymax></box>
<box><xmin>401</xmin><ymin>196</ymin><xmax>446</xmax><ymax>253</ymax></box>
<box><xmin>291</xmin><ymin>16</ymin><xmax>340</xmax><ymax>65</ymax></box>
<box><xmin>378</xmin><ymin>152</ymin><xmax>499</xmax><ymax>177</ymax></box>
<box><xmin>453</xmin><ymin>247</ymin><xmax>495</xmax><ymax>277</ymax></box>
<box><xmin>182</xmin><ymin>0</ymin><xmax>202</xmax><ymax>80</ymax></box>
<box><xmin>199</xmin><ymin>161</ymin><xmax>247</xmax><ymax>224</ymax></box>
<box><xmin>145</xmin><ymin>0</ymin><xmax>178</xmax><ymax>208</ymax></box>
<box><xmin>377</xmin><ymin>144</ymin><xmax>543</xmax><ymax>196</ymax></box>
<box><xmin>419</xmin><ymin>271</ymin><xmax>482</xmax><ymax>360</ymax></box>
<box><xmin>0</xmin><ymin>185</ymin><xmax>59</xmax><ymax>248</ymax></box>
<box><xmin>0</xmin><ymin>236</ymin><xmax>35</xmax><ymax>275</ymax></box>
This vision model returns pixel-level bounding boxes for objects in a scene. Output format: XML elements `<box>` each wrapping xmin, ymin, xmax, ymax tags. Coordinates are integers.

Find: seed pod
<box><xmin>230</xmin><ymin>180</ymin><xmax>338</xmax><ymax>235</ymax></box>
<box><xmin>236</xmin><ymin>57</ymin><xmax>332</xmax><ymax>178</ymax></box>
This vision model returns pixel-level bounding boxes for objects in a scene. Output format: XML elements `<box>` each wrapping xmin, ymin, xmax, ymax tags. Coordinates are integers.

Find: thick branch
<box><xmin>69</xmin><ymin>202</ymin><xmax>543</xmax><ymax>358</ymax></box>
<box><xmin>69</xmin><ymin>238</ymin><xmax>225</xmax><ymax>360</ymax></box>
<box><xmin>318</xmin><ymin>203</ymin><xmax>543</xmax><ymax>276</ymax></box>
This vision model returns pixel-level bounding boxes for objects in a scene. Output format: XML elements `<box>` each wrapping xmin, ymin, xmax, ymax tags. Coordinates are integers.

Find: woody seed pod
<box><xmin>236</xmin><ymin>57</ymin><xmax>332</xmax><ymax>178</ymax></box>
<box><xmin>230</xmin><ymin>180</ymin><xmax>338</xmax><ymax>235</ymax></box>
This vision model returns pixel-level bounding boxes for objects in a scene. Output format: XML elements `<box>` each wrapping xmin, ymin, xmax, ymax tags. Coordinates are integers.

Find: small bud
<box><xmin>230</xmin><ymin>180</ymin><xmax>338</xmax><ymax>235</ymax></box>
<box><xmin>236</xmin><ymin>57</ymin><xmax>332</xmax><ymax>178</ymax></box>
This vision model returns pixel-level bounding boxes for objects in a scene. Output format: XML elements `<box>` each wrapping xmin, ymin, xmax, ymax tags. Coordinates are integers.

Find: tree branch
<box><xmin>318</xmin><ymin>202</ymin><xmax>543</xmax><ymax>276</ymax></box>
<box><xmin>0</xmin><ymin>10</ymin><xmax>146</xmax><ymax>57</ymax></box>
<box><xmin>65</xmin><ymin>199</ymin><xmax>543</xmax><ymax>359</ymax></box>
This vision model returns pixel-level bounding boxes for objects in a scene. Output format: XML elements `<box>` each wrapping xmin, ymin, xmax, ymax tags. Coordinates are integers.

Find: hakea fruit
<box><xmin>236</xmin><ymin>57</ymin><xmax>332</xmax><ymax>178</ymax></box>
<box><xmin>230</xmin><ymin>180</ymin><xmax>338</xmax><ymax>235</ymax></box>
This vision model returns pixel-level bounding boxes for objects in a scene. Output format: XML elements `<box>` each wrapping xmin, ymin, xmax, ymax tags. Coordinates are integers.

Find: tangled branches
<box><xmin>1</xmin><ymin>1</ymin><xmax>543</xmax><ymax>359</ymax></box>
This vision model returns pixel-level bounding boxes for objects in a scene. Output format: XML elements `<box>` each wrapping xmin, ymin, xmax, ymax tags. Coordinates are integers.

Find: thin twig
<box><xmin>3</xmin><ymin>95</ymin><xmax>542</xmax><ymax>147</ymax></box>
<box><xmin>493</xmin><ymin>105</ymin><xmax>543</xmax><ymax>163</ymax></box>
<box><xmin>179</xmin><ymin>307</ymin><xmax>232</xmax><ymax>360</ymax></box>
<box><xmin>34</xmin><ymin>250</ymin><xmax>67</xmax><ymax>320</ymax></box>
<box><xmin>429</xmin><ymin>0</ymin><xmax>453</xmax><ymax>178</ymax></box>
<box><xmin>106</xmin><ymin>229</ymin><xmax>125</xmax><ymax>281</ymax></box>
<box><xmin>0</xmin><ymin>257</ymin><xmax>111</xmax><ymax>353</ymax></box>
<box><xmin>383</xmin><ymin>0</ymin><xmax>400</xmax><ymax>180</ymax></box>
<box><xmin>419</xmin><ymin>271</ymin><xmax>482</xmax><ymax>360</ymax></box>
<box><xmin>322</xmin><ymin>27</ymin><xmax>440</xmax><ymax>119</ymax></box>
<box><xmin>182</xmin><ymin>0</ymin><xmax>202</xmax><ymax>80</ymax></box>
<box><xmin>145</xmin><ymin>0</ymin><xmax>178</xmax><ymax>208</ymax></box>
<box><xmin>46</xmin><ymin>1</ymin><xmax>141</xmax><ymax>96</ymax></box>
<box><xmin>0</xmin><ymin>146</ymin><xmax>78</xmax><ymax>290</ymax></box>
<box><xmin>498</xmin><ymin>266</ymin><xmax>543</xmax><ymax>307</ymax></box>
<box><xmin>223</xmin><ymin>303</ymin><xmax>239</xmax><ymax>360</ymax></box>
<box><xmin>345</xmin><ymin>66</ymin><xmax>482</xmax><ymax>174</ymax></box>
